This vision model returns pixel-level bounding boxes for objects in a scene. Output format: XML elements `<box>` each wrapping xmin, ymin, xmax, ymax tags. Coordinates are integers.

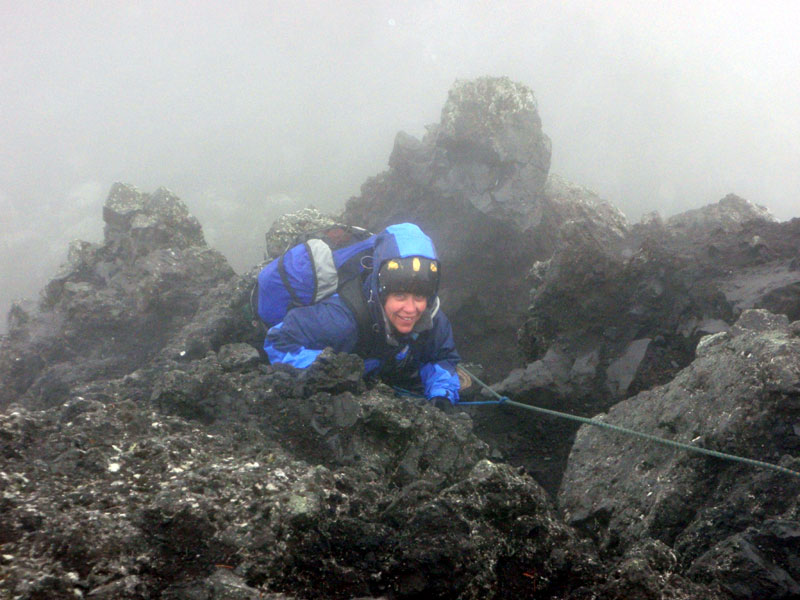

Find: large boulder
<box><xmin>511</xmin><ymin>194</ymin><xmax>789</xmax><ymax>404</ymax></box>
<box><xmin>263</xmin><ymin>207</ymin><xmax>341</xmax><ymax>260</ymax></box>
<box><xmin>343</xmin><ymin>76</ymin><xmax>627</xmax><ymax>379</ymax></box>
<box><xmin>0</xmin><ymin>184</ymin><xmax>238</xmax><ymax>409</ymax></box>
<box><xmin>559</xmin><ymin>309</ymin><xmax>800</xmax><ymax>599</ymax></box>
<box><xmin>427</xmin><ymin>76</ymin><xmax>552</xmax><ymax>226</ymax></box>
<box><xmin>489</xmin><ymin>195</ymin><xmax>800</xmax><ymax>494</ymax></box>
<box><xmin>666</xmin><ymin>192</ymin><xmax>775</xmax><ymax>236</ymax></box>
<box><xmin>382</xmin><ymin>76</ymin><xmax>552</xmax><ymax>227</ymax></box>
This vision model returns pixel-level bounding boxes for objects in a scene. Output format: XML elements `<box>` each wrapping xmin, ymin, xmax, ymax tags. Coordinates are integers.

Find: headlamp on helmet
<box><xmin>378</xmin><ymin>256</ymin><xmax>440</xmax><ymax>299</ymax></box>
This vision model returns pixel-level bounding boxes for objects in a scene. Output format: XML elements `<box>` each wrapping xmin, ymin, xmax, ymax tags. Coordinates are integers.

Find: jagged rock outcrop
<box><xmin>2</xmin><ymin>180</ymin><xmax>762</xmax><ymax>599</ymax></box>
<box><xmin>0</xmin><ymin>183</ymin><xmax>606</xmax><ymax>600</ymax></box>
<box><xmin>489</xmin><ymin>194</ymin><xmax>800</xmax><ymax>494</ymax></box>
<box><xmin>509</xmin><ymin>193</ymin><xmax>795</xmax><ymax>405</ymax></box>
<box><xmin>3</xmin><ymin>72</ymin><xmax>800</xmax><ymax>599</ymax></box>
<box><xmin>384</xmin><ymin>76</ymin><xmax>552</xmax><ymax>226</ymax></box>
<box><xmin>0</xmin><ymin>184</ymin><xmax>259</xmax><ymax>411</ymax></box>
<box><xmin>343</xmin><ymin>76</ymin><xmax>627</xmax><ymax>380</ymax></box>
<box><xmin>666</xmin><ymin>192</ymin><xmax>775</xmax><ymax>235</ymax></box>
<box><xmin>264</xmin><ymin>207</ymin><xmax>341</xmax><ymax>260</ymax></box>
<box><xmin>559</xmin><ymin>309</ymin><xmax>800</xmax><ymax>599</ymax></box>
<box><xmin>1</xmin><ymin>308</ymin><xmax>600</xmax><ymax>598</ymax></box>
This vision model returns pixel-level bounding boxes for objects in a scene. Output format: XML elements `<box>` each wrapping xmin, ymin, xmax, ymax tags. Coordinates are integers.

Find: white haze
<box><xmin>2</xmin><ymin>1</ymin><xmax>799</xmax><ymax>331</ymax></box>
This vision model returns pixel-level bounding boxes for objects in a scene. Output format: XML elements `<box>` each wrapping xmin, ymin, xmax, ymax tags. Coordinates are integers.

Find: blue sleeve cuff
<box><xmin>363</xmin><ymin>358</ymin><xmax>381</xmax><ymax>375</ymax></box>
<box><xmin>264</xmin><ymin>322</ymin><xmax>324</xmax><ymax>368</ymax></box>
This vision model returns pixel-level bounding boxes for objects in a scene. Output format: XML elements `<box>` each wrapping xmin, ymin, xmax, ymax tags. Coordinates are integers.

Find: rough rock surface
<box><xmin>559</xmin><ymin>309</ymin><xmax>800</xmax><ymax>599</ymax></box>
<box><xmin>666</xmin><ymin>192</ymin><xmax>775</xmax><ymax>234</ymax></box>
<box><xmin>1</xmin><ymin>181</ymin><xmax>759</xmax><ymax>600</ymax></box>
<box><xmin>264</xmin><ymin>207</ymin><xmax>341</xmax><ymax>260</ymax></box>
<box><xmin>0</xmin><ymin>184</ymin><xmax>243</xmax><ymax>407</ymax></box>
<box><xmin>343</xmin><ymin>76</ymin><xmax>627</xmax><ymax>380</ymax></box>
<box><xmin>1</xmin><ymin>311</ymin><xmax>599</xmax><ymax>598</ymax></box>
<box><xmin>0</xmin><ymin>184</ymin><xmax>605</xmax><ymax>600</ymax></box>
<box><xmin>491</xmin><ymin>194</ymin><xmax>800</xmax><ymax>494</ymax></box>
<box><xmin>338</xmin><ymin>76</ymin><xmax>800</xmax><ymax>500</ymax></box>
<box><xmin>4</xmin><ymin>73</ymin><xmax>800</xmax><ymax>599</ymax></box>
<box><xmin>431</xmin><ymin>76</ymin><xmax>553</xmax><ymax>225</ymax></box>
<box><xmin>512</xmin><ymin>194</ymin><xmax>796</xmax><ymax>402</ymax></box>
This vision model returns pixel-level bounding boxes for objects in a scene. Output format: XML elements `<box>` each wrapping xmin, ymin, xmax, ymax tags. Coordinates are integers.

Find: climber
<box><xmin>264</xmin><ymin>223</ymin><xmax>462</xmax><ymax>404</ymax></box>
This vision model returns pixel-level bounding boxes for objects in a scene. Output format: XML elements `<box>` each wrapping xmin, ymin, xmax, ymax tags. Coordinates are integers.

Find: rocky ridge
<box><xmin>2</xmin><ymin>75</ymin><xmax>800</xmax><ymax>598</ymax></box>
<box><xmin>0</xmin><ymin>183</ymin><xmax>239</xmax><ymax>411</ymax></box>
<box><xmin>344</xmin><ymin>76</ymin><xmax>627</xmax><ymax>381</ymax></box>
<box><xmin>341</xmin><ymin>77</ymin><xmax>800</xmax><ymax>499</ymax></box>
<box><xmin>485</xmin><ymin>193</ymin><xmax>800</xmax><ymax>494</ymax></box>
<box><xmin>560</xmin><ymin>309</ymin><xmax>800</xmax><ymax>599</ymax></box>
<box><xmin>0</xmin><ymin>179</ymin><xmax>751</xmax><ymax>600</ymax></box>
<box><xmin>1</xmin><ymin>187</ymin><xmax>606</xmax><ymax>599</ymax></box>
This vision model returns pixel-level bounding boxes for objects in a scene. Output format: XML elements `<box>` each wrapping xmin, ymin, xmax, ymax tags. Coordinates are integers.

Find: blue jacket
<box><xmin>264</xmin><ymin>223</ymin><xmax>461</xmax><ymax>402</ymax></box>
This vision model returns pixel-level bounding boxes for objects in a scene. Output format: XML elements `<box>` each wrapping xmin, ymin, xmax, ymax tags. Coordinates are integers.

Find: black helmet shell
<box><xmin>378</xmin><ymin>256</ymin><xmax>440</xmax><ymax>299</ymax></box>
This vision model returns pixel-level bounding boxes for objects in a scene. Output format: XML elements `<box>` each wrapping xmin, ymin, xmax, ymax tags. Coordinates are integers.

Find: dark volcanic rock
<box><xmin>384</xmin><ymin>76</ymin><xmax>552</xmax><ymax>227</ymax></box>
<box><xmin>505</xmin><ymin>194</ymin><xmax>799</xmax><ymax>407</ymax></box>
<box><xmin>513</xmin><ymin>215</ymin><xmax>735</xmax><ymax>400</ymax></box>
<box><xmin>0</xmin><ymin>349</ymin><xmax>601</xmax><ymax>599</ymax></box>
<box><xmin>559</xmin><ymin>309</ymin><xmax>800</xmax><ymax>599</ymax></box>
<box><xmin>264</xmin><ymin>207</ymin><xmax>342</xmax><ymax>259</ymax></box>
<box><xmin>430</xmin><ymin>76</ymin><xmax>552</xmax><ymax>225</ymax></box>
<box><xmin>0</xmin><ymin>183</ymin><xmax>241</xmax><ymax>409</ymax></box>
<box><xmin>343</xmin><ymin>76</ymin><xmax>627</xmax><ymax>381</ymax></box>
<box><xmin>1</xmin><ymin>183</ymin><xmax>608</xmax><ymax>599</ymax></box>
<box><xmin>512</xmin><ymin>194</ymin><xmax>791</xmax><ymax>401</ymax></box>
<box><xmin>666</xmin><ymin>192</ymin><xmax>775</xmax><ymax>235</ymax></box>
<box><xmin>338</xmin><ymin>78</ymin><xmax>636</xmax><ymax>500</ymax></box>
<box><xmin>4</xmin><ymin>76</ymin><xmax>800</xmax><ymax>599</ymax></box>
<box><xmin>492</xmin><ymin>194</ymin><xmax>800</xmax><ymax>495</ymax></box>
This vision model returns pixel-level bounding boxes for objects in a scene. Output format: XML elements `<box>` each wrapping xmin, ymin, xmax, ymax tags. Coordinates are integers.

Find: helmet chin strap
<box><xmin>380</xmin><ymin>304</ymin><xmax>401</xmax><ymax>346</ymax></box>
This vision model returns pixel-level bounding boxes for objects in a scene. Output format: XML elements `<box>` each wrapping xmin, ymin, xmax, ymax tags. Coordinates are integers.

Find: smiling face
<box><xmin>383</xmin><ymin>291</ymin><xmax>428</xmax><ymax>334</ymax></box>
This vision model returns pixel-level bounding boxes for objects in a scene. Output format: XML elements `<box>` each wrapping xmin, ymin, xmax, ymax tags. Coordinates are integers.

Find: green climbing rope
<box><xmin>457</xmin><ymin>366</ymin><xmax>800</xmax><ymax>479</ymax></box>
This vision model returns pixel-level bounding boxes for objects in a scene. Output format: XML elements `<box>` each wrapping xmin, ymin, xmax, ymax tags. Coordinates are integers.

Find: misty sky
<box><xmin>2</xmin><ymin>1</ymin><xmax>799</xmax><ymax>329</ymax></box>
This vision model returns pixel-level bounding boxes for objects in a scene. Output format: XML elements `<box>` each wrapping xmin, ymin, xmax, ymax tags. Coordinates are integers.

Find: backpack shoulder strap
<box><xmin>249</xmin><ymin>278</ymin><xmax>268</xmax><ymax>334</ymax></box>
<box><xmin>337</xmin><ymin>277</ymin><xmax>376</xmax><ymax>357</ymax></box>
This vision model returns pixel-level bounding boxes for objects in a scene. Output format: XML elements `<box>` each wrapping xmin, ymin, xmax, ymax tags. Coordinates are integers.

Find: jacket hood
<box><xmin>372</xmin><ymin>223</ymin><xmax>438</xmax><ymax>266</ymax></box>
<box><xmin>364</xmin><ymin>223</ymin><xmax>440</xmax><ymax>342</ymax></box>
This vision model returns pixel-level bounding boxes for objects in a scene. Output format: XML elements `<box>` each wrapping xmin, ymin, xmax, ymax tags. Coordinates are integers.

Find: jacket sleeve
<box><xmin>418</xmin><ymin>310</ymin><xmax>461</xmax><ymax>403</ymax></box>
<box><xmin>263</xmin><ymin>297</ymin><xmax>359</xmax><ymax>368</ymax></box>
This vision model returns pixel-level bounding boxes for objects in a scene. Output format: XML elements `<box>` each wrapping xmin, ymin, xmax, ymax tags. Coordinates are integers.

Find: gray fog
<box><xmin>2</xmin><ymin>1</ymin><xmax>799</xmax><ymax>331</ymax></box>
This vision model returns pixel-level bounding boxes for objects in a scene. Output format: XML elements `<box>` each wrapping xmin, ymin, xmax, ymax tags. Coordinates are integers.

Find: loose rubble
<box><xmin>2</xmin><ymin>75</ymin><xmax>799</xmax><ymax>599</ymax></box>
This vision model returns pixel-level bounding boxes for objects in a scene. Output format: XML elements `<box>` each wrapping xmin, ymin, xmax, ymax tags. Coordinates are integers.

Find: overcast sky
<box><xmin>2</xmin><ymin>1</ymin><xmax>799</xmax><ymax>326</ymax></box>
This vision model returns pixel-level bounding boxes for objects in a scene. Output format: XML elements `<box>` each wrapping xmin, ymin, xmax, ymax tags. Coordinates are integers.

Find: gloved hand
<box><xmin>429</xmin><ymin>396</ymin><xmax>457</xmax><ymax>409</ymax></box>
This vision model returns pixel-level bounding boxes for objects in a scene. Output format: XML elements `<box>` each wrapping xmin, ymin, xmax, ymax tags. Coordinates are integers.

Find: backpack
<box><xmin>251</xmin><ymin>225</ymin><xmax>377</xmax><ymax>355</ymax></box>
